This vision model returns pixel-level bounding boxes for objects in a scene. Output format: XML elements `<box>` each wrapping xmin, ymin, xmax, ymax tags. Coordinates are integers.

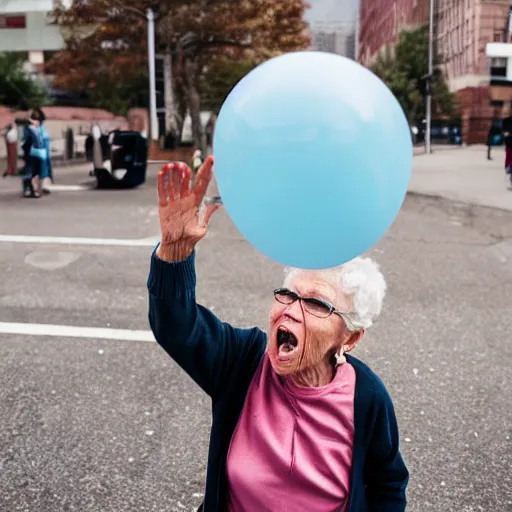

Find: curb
<box><xmin>406</xmin><ymin>190</ymin><xmax>512</xmax><ymax>214</ymax></box>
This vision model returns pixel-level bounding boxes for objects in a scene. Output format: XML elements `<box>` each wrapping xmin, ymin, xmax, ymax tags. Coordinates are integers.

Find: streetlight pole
<box><xmin>58</xmin><ymin>6</ymin><xmax>160</xmax><ymax>144</ymax></box>
<box><xmin>426</xmin><ymin>0</ymin><xmax>434</xmax><ymax>154</ymax></box>
<box><xmin>122</xmin><ymin>6</ymin><xmax>160</xmax><ymax>144</ymax></box>
<box><xmin>146</xmin><ymin>8</ymin><xmax>159</xmax><ymax>144</ymax></box>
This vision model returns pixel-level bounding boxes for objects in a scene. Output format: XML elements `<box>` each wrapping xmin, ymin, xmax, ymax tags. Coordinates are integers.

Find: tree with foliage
<box><xmin>0</xmin><ymin>53</ymin><xmax>49</xmax><ymax>110</ymax></box>
<box><xmin>371</xmin><ymin>26</ymin><xmax>456</xmax><ymax>124</ymax></box>
<box><xmin>47</xmin><ymin>31</ymin><xmax>149</xmax><ymax>116</ymax></box>
<box><xmin>201</xmin><ymin>58</ymin><xmax>256</xmax><ymax>113</ymax></box>
<box><xmin>47</xmin><ymin>8</ymin><xmax>150</xmax><ymax>116</ymax></box>
<box><xmin>50</xmin><ymin>0</ymin><xmax>310</xmax><ymax>151</ymax></box>
<box><xmin>170</xmin><ymin>0</ymin><xmax>310</xmax><ymax>151</ymax></box>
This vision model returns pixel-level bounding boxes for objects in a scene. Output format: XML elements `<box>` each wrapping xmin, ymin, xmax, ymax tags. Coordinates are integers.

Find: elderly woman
<box><xmin>148</xmin><ymin>157</ymin><xmax>409</xmax><ymax>512</ymax></box>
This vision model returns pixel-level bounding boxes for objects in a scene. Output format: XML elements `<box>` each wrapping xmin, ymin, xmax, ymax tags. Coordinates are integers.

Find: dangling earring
<box><xmin>335</xmin><ymin>346</ymin><xmax>346</xmax><ymax>366</ymax></box>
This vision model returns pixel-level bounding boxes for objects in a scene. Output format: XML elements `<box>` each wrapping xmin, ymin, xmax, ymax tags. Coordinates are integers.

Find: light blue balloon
<box><xmin>213</xmin><ymin>51</ymin><xmax>412</xmax><ymax>269</ymax></box>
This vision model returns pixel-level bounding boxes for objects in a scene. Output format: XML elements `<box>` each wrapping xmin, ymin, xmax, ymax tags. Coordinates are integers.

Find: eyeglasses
<box><xmin>273</xmin><ymin>288</ymin><xmax>355</xmax><ymax>328</ymax></box>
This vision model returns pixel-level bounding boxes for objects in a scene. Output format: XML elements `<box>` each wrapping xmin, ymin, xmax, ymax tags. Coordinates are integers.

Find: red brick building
<box><xmin>435</xmin><ymin>0</ymin><xmax>512</xmax><ymax>143</ymax></box>
<box><xmin>358</xmin><ymin>0</ymin><xmax>428</xmax><ymax>67</ymax></box>
<box><xmin>358</xmin><ymin>0</ymin><xmax>512</xmax><ymax>143</ymax></box>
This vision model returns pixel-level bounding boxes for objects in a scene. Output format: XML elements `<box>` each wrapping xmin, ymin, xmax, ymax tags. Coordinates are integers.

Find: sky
<box><xmin>304</xmin><ymin>0</ymin><xmax>359</xmax><ymax>22</ymax></box>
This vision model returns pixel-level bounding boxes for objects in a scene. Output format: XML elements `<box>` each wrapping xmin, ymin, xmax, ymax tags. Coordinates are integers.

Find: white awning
<box><xmin>486</xmin><ymin>43</ymin><xmax>512</xmax><ymax>58</ymax></box>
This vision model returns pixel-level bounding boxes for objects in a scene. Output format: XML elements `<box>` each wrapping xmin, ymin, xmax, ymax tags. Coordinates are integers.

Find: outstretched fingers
<box><xmin>174</xmin><ymin>162</ymin><xmax>191</xmax><ymax>197</ymax></box>
<box><xmin>158</xmin><ymin>169</ymin><xmax>169</xmax><ymax>207</ymax></box>
<box><xmin>158</xmin><ymin>162</ymin><xmax>192</xmax><ymax>204</ymax></box>
<box><xmin>193</xmin><ymin>155</ymin><xmax>214</xmax><ymax>206</ymax></box>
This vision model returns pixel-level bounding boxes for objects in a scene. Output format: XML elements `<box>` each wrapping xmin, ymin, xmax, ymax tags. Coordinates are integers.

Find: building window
<box><xmin>0</xmin><ymin>15</ymin><xmax>26</xmax><ymax>29</ymax></box>
<box><xmin>491</xmin><ymin>58</ymin><xmax>507</xmax><ymax>68</ymax></box>
<box><xmin>494</xmin><ymin>32</ymin><xmax>502</xmax><ymax>42</ymax></box>
<box><xmin>490</xmin><ymin>57</ymin><xmax>507</xmax><ymax>80</ymax></box>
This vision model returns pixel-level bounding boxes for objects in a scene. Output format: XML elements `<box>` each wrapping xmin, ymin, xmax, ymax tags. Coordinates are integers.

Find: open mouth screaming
<box><xmin>277</xmin><ymin>327</ymin><xmax>298</xmax><ymax>358</ymax></box>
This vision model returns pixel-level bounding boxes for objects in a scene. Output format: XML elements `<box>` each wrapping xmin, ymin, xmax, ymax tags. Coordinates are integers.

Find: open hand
<box><xmin>157</xmin><ymin>155</ymin><xmax>220</xmax><ymax>261</ymax></box>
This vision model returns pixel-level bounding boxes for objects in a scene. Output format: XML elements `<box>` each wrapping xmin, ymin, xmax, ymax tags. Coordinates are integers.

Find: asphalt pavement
<box><xmin>1</xmin><ymin>164</ymin><xmax>511</xmax><ymax>512</ymax></box>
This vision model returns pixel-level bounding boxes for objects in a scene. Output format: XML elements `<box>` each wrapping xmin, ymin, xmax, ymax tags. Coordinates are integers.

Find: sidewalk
<box><xmin>409</xmin><ymin>145</ymin><xmax>512</xmax><ymax>212</ymax></box>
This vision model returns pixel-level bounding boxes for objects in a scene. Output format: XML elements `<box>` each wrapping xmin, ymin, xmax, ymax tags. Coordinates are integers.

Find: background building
<box><xmin>0</xmin><ymin>0</ymin><xmax>65</xmax><ymax>76</ymax></box>
<box><xmin>305</xmin><ymin>0</ymin><xmax>359</xmax><ymax>60</ymax></box>
<box><xmin>358</xmin><ymin>0</ymin><xmax>512</xmax><ymax>143</ymax></box>
<box><xmin>345</xmin><ymin>31</ymin><xmax>357</xmax><ymax>60</ymax></box>
<box><xmin>310</xmin><ymin>21</ymin><xmax>357</xmax><ymax>59</ymax></box>
<box><xmin>436</xmin><ymin>0</ymin><xmax>511</xmax><ymax>143</ymax></box>
<box><xmin>358</xmin><ymin>0</ymin><xmax>428</xmax><ymax>66</ymax></box>
<box><xmin>311</xmin><ymin>25</ymin><xmax>338</xmax><ymax>54</ymax></box>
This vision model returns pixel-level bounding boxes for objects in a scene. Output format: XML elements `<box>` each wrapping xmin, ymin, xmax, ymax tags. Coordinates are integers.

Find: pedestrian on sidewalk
<box><xmin>2</xmin><ymin>123</ymin><xmax>18</xmax><ymax>178</ymax></box>
<box><xmin>506</xmin><ymin>145</ymin><xmax>512</xmax><ymax>191</ymax></box>
<box><xmin>504</xmin><ymin>126</ymin><xmax>512</xmax><ymax>191</ymax></box>
<box><xmin>148</xmin><ymin>157</ymin><xmax>409</xmax><ymax>512</ymax></box>
<box><xmin>21</xmin><ymin>110</ymin><xmax>47</xmax><ymax>198</ymax></box>
<box><xmin>486</xmin><ymin>119</ymin><xmax>502</xmax><ymax>161</ymax></box>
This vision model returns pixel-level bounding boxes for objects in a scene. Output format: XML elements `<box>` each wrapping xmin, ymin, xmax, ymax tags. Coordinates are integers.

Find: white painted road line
<box><xmin>0</xmin><ymin>322</ymin><xmax>155</xmax><ymax>342</ymax></box>
<box><xmin>48</xmin><ymin>184</ymin><xmax>91</xmax><ymax>192</ymax></box>
<box><xmin>0</xmin><ymin>235</ymin><xmax>159</xmax><ymax>247</ymax></box>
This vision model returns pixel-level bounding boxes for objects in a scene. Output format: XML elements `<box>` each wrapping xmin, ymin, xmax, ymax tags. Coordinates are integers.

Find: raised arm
<box><xmin>148</xmin><ymin>158</ymin><xmax>265</xmax><ymax>399</ymax></box>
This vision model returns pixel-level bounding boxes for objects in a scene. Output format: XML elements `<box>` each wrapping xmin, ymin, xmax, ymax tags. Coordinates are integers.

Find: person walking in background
<box><xmin>2</xmin><ymin>123</ymin><xmax>18</xmax><ymax>178</ymax></box>
<box><xmin>503</xmin><ymin>123</ymin><xmax>512</xmax><ymax>191</ymax></box>
<box><xmin>35</xmin><ymin>108</ymin><xmax>54</xmax><ymax>194</ymax></box>
<box><xmin>487</xmin><ymin>119</ymin><xmax>503</xmax><ymax>160</ymax></box>
<box><xmin>506</xmin><ymin>143</ymin><xmax>512</xmax><ymax>191</ymax></box>
<box><xmin>486</xmin><ymin>119</ymin><xmax>502</xmax><ymax>160</ymax></box>
<box><xmin>21</xmin><ymin>109</ymin><xmax>47</xmax><ymax>198</ymax></box>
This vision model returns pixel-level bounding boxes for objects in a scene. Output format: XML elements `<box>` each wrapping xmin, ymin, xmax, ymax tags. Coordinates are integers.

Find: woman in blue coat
<box><xmin>21</xmin><ymin>110</ymin><xmax>47</xmax><ymax>198</ymax></box>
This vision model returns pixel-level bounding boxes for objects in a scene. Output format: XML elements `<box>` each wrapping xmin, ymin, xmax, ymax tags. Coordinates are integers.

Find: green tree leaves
<box><xmin>0</xmin><ymin>53</ymin><xmax>49</xmax><ymax>110</ymax></box>
<box><xmin>371</xmin><ymin>26</ymin><xmax>456</xmax><ymax>123</ymax></box>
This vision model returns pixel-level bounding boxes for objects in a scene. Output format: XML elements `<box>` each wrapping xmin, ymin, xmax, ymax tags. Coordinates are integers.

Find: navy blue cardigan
<box><xmin>148</xmin><ymin>249</ymin><xmax>409</xmax><ymax>511</ymax></box>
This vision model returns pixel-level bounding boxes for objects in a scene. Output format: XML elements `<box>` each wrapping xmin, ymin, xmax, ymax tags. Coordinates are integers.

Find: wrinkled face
<box><xmin>267</xmin><ymin>271</ymin><xmax>353</xmax><ymax>377</ymax></box>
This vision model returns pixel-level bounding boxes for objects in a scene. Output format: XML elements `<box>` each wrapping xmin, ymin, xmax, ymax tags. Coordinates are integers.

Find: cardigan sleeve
<box><xmin>147</xmin><ymin>247</ymin><xmax>265</xmax><ymax>400</ymax></box>
<box><xmin>364</xmin><ymin>386</ymin><xmax>409</xmax><ymax>511</ymax></box>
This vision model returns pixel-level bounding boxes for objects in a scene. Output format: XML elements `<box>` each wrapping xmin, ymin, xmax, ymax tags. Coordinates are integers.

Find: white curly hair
<box><xmin>283</xmin><ymin>256</ymin><xmax>387</xmax><ymax>332</ymax></box>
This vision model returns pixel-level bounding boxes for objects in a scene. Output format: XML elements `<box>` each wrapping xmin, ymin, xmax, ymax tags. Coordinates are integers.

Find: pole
<box><xmin>147</xmin><ymin>8</ymin><xmax>159</xmax><ymax>143</ymax></box>
<box><xmin>426</xmin><ymin>0</ymin><xmax>434</xmax><ymax>154</ymax></box>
